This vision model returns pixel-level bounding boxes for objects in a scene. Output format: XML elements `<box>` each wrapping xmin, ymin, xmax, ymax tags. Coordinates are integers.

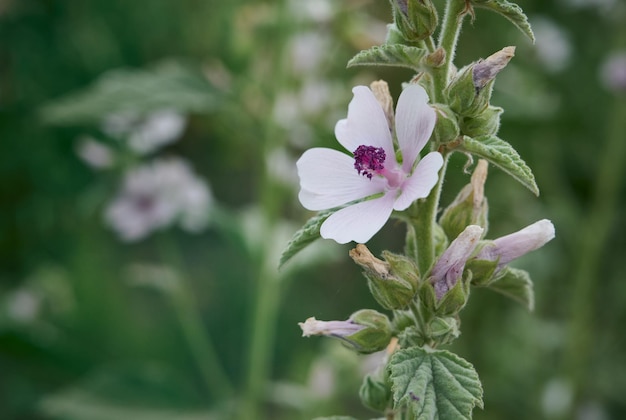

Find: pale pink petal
<box><xmin>334</xmin><ymin>86</ymin><xmax>394</xmax><ymax>163</ymax></box>
<box><xmin>395</xmin><ymin>85</ymin><xmax>436</xmax><ymax>173</ymax></box>
<box><xmin>393</xmin><ymin>152</ymin><xmax>443</xmax><ymax>211</ymax></box>
<box><xmin>479</xmin><ymin>219</ymin><xmax>555</xmax><ymax>266</ymax></box>
<box><xmin>320</xmin><ymin>192</ymin><xmax>396</xmax><ymax>244</ymax></box>
<box><xmin>297</xmin><ymin>147</ymin><xmax>386</xmax><ymax>210</ymax></box>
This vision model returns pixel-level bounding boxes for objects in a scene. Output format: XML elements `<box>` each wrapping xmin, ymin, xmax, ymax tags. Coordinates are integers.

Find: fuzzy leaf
<box><xmin>388</xmin><ymin>347</ymin><xmax>483</xmax><ymax>419</ymax></box>
<box><xmin>40</xmin><ymin>61</ymin><xmax>219</xmax><ymax>125</ymax></box>
<box><xmin>347</xmin><ymin>45</ymin><xmax>429</xmax><ymax>70</ymax></box>
<box><xmin>488</xmin><ymin>267</ymin><xmax>534</xmax><ymax>310</ymax></box>
<box><xmin>279</xmin><ymin>210</ymin><xmax>334</xmax><ymax>269</ymax></box>
<box><xmin>459</xmin><ymin>135</ymin><xmax>539</xmax><ymax>195</ymax></box>
<box><xmin>474</xmin><ymin>0</ymin><xmax>535</xmax><ymax>43</ymax></box>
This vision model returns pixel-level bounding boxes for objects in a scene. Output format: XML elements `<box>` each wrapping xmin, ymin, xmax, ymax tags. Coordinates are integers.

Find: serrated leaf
<box><xmin>488</xmin><ymin>266</ymin><xmax>534</xmax><ymax>310</ymax></box>
<box><xmin>458</xmin><ymin>135</ymin><xmax>539</xmax><ymax>195</ymax></box>
<box><xmin>347</xmin><ymin>45</ymin><xmax>429</xmax><ymax>70</ymax></box>
<box><xmin>474</xmin><ymin>0</ymin><xmax>535</xmax><ymax>43</ymax></box>
<box><xmin>40</xmin><ymin>61</ymin><xmax>220</xmax><ymax>125</ymax></box>
<box><xmin>279</xmin><ymin>210</ymin><xmax>334</xmax><ymax>269</ymax></box>
<box><xmin>388</xmin><ymin>347</ymin><xmax>483</xmax><ymax>419</ymax></box>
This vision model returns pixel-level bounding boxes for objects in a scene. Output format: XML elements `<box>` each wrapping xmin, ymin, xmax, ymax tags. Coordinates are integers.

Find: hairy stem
<box><xmin>432</xmin><ymin>0</ymin><xmax>468</xmax><ymax>96</ymax></box>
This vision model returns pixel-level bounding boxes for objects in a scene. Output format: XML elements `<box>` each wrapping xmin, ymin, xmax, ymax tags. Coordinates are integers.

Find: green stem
<box><xmin>412</xmin><ymin>153</ymin><xmax>450</xmax><ymax>276</ymax></box>
<box><xmin>433</xmin><ymin>0</ymin><xmax>467</xmax><ymax>96</ymax></box>
<box><xmin>158</xmin><ymin>235</ymin><xmax>233</xmax><ymax>402</ymax></box>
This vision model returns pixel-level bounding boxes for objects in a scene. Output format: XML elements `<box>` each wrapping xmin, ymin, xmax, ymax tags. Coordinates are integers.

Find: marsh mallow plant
<box><xmin>281</xmin><ymin>0</ymin><xmax>555</xmax><ymax>418</ymax></box>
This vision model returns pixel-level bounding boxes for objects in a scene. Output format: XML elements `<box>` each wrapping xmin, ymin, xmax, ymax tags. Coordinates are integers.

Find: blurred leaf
<box><xmin>487</xmin><ymin>267</ymin><xmax>534</xmax><ymax>311</ymax></box>
<box><xmin>458</xmin><ymin>135</ymin><xmax>539</xmax><ymax>196</ymax></box>
<box><xmin>313</xmin><ymin>417</ymin><xmax>360</xmax><ymax>420</ymax></box>
<box><xmin>347</xmin><ymin>45</ymin><xmax>429</xmax><ymax>70</ymax></box>
<box><xmin>473</xmin><ymin>0</ymin><xmax>535</xmax><ymax>43</ymax></box>
<box><xmin>279</xmin><ymin>210</ymin><xmax>334</xmax><ymax>269</ymax></box>
<box><xmin>388</xmin><ymin>347</ymin><xmax>483</xmax><ymax>419</ymax></box>
<box><xmin>40</xmin><ymin>61</ymin><xmax>220</xmax><ymax>125</ymax></box>
<box><xmin>38</xmin><ymin>363</ymin><xmax>222</xmax><ymax>420</ymax></box>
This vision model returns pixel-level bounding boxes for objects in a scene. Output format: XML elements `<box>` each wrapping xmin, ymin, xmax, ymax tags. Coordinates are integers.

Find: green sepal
<box><xmin>486</xmin><ymin>266</ymin><xmax>535</xmax><ymax>311</ymax></box>
<box><xmin>346</xmin><ymin>310</ymin><xmax>393</xmax><ymax>354</ymax></box>
<box><xmin>434</xmin><ymin>270</ymin><xmax>471</xmax><ymax>317</ymax></box>
<box><xmin>279</xmin><ymin>210</ymin><xmax>334</xmax><ymax>269</ymax></box>
<box><xmin>466</xmin><ymin>255</ymin><xmax>499</xmax><ymax>286</ymax></box>
<box><xmin>445</xmin><ymin>64</ymin><xmax>491</xmax><ymax>118</ymax></box>
<box><xmin>433</xmin><ymin>223</ymin><xmax>450</xmax><ymax>259</ymax></box>
<box><xmin>347</xmin><ymin>44</ymin><xmax>429</xmax><ymax>71</ymax></box>
<box><xmin>431</xmin><ymin>103</ymin><xmax>460</xmax><ymax>145</ymax></box>
<box><xmin>359</xmin><ymin>367</ymin><xmax>393</xmax><ymax>412</ymax></box>
<box><xmin>391</xmin><ymin>0</ymin><xmax>438</xmax><ymax>42</ymax></box>
<box><xmin>460</xmin><ymin>105</ymin><xmax>503</xmax><ymax>138</ymax></box>
<box><xmin>472</xmin><ymin>0</ymin><xmax>535</xmax><ymax>43</ymax></box>
<box><xmin>382</xmin><ymin>251</ymin><xmax>421</xmax><ymax>290</ymax></box>
<box><xmin>365</xmin><ymin>271</ymin><xmax>416</xmax><ymax>310</ymax></box>
<box><xmin>428</xmin><ymin>316</ymin><xmax>461</xmax><ymax>345</ymax></box>
<box><xmin>457</xmin><ymin>135</ymin><xmax>539</xmax><ymax>196</ymax></box>
<box><xmin>397</xmin><ymin>325</ymin><xmax>426</xmax><ymax>348</ymax></box>
<box><xmin>418</xmin><ymin>281</ymin><xmax>438</xmax><ymax>314</ymax></box>
<box><xmin>387</xmin><ymin>347</ymin><xmax>484</xmax><ymax>419</ymax></box>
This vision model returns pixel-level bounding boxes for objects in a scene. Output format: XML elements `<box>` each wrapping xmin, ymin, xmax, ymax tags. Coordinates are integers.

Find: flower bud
<box><xmin>460</xmin><ymin>105</ymin><xmax>503</xmax><ymax>138</ymax></box>
<box><xmin>446</xmin><ymin>46</ymin><xmax>515</xmax><ymax>117</ymax></box>
<box><xmin>359</xmin><ymin>368</ymin><xmax>392</xmax><ymax>412</ymax></box>
<box><xmin>431</xmin><ymin>103</ymin><xmax>460</xmax><ymax>144</ymax></box>
<box><xmin>390</xmin><ymin>0</ymin><xmax>438</xmax><ymax>42</ymax></box>
<box><xmin>430</xmin><ymin>225</ymin><xmax>483</xmax><ymax>301</ymax></box>
<box><xmin>439</xmin><ymin>159</ymin><xmax>489</xmax><ymax>241</ymax></box>
<box><xmin>428</xmin><ymin>316</ymin><xmax>460</xmax><ymax>345</ymax></box>
<box><xmin>475</xmin><ymin>219</ymin><xmax>555</xmax><ymax>267</ymax></box>
<box><xmin>299</xmin><ymin>309</ymin><xmax>392</xmax><ymax>354</ymax></box>
<box><xmin>350</xmin><ymin>244</ymin><xmax>419</xmax><ymax>310</ymax></box>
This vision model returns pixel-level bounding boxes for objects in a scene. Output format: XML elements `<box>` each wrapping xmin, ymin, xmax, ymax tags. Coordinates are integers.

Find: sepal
<box><xmin>391</xmin><ymin>0</ymin><xmax>438</xmax><ymax>43</ymax></box>
<box><xmin>431</xmin><ymin>103</ymin><xmax>460</xmax><ymax>145</ymax></box>
<box><xmin>359</xmin><ymin>365</ymin><xmax>393</xmax><ymax>412</ymax></box>
<box><xmin>440</xmin><ymin>160</ymin><xmax>489</xmax><ymax>241</ymax></box>
<box><xmin>460</xmin><ymin>105</ymin><xmax>503</xmax><ymax>138</ymax></box>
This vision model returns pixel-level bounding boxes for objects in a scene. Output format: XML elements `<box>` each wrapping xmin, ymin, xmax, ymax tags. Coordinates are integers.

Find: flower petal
<box><xmin>393</xmin><ymin>151</ymin><xmax>443</xmax><ymax>211</ymax></box>
<box><xmin>334</xmin><ymin>86</ymin><xmax>394</xmax><ymax>163</ymax></box>
<box><xmin>481</xmin><ymin>219</ymin><xmax>555</xmax><ymax>265</ymax></box>
<box><xmin>320</xmin><ymin>192</ymin><xmax>396</xmax><ymax>244</ymax></box>
<box><xmin>395</xmin><ymin>84</ymin><xmax>436</xmax><ymax>173</ymax></box>
<box><xmin>297</xmin><ymin>147</ymin><xmax>386</xmax><ymax>210</ymax></box>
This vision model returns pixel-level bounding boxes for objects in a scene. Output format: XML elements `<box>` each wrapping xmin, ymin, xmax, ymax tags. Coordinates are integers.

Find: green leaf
<box><xmin>388</xmin><ymin>347</ymin><xmax>483</xmax><ymax>419</ymax></box>
<box><xmin>473</xmin><ymin>0</ymin><xmax>535</xmax><ymax>43</ymax></box>
<box><xmin>347</xmin><ymin>45</ymin><xmax>429</xmax><ymax>70</ymax></box>
<box><xmin>487</xmin><ymin>267</ymin><xmax>534</xmax><ymax>310</ymax></box>
<box><xmin>40</xmin><ymin>60</ymin><xmax>220</xmax><ymax>125</ymax></box>
<box><xmin>458</xmin><ymin>135</ymin><xmax>539</xmax><ymax>195</ymax></box>
<box><xmin>279</xmin><ymin>210</ymin><xmax>334</xmax><ymax>269</ymax></box>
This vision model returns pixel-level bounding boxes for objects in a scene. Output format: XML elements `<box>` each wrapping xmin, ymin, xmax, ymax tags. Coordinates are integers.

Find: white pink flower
<box><xmin>296</xmin><ymin>84</ymin><xmax>443</xmax><ymax>244</ymax></box>
<box><xmin>475</xmin><ymin>219</ymin><xmax>555</xmax><ymax>267</ymax></box>
<box><xmin>105</xmin><ymin>158</ymin><xmax>211</xmax><ymax>241</ymax></box>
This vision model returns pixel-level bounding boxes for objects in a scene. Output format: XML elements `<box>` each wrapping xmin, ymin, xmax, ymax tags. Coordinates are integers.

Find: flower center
<box><xmin>353</xmin><ymin>145</ymin><xmax>386</xmax><ymax>179</ymax></box>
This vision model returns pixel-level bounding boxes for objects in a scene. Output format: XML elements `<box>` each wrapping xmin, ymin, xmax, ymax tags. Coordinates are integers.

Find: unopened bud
<box><xmin>391</xmin><ymin>0</ymin><xmax>438</xmax><ymax>42</ymax></box>
<box><xmin>428</xmin><ymin>316</ymin><xmax>460</xmax><ymax>344</ymax></box>
<box><xmin>359</xmin><ymin>368</ymin><xmax>392</xmax><ymax>412</ymax></box>
<box><xmin>446</xmin><ymin>47</ymin><xmax>515</xmax><ymax>117</ymax></box>
<box><xmin>460</xmin><ymin>105</ymin><xmax>503</xmax><ymax>138</ymax></box>
<box><xmin>431</xmin><ymin>103</ymin><xmax>460</xmax><ymax>144</ymax></box>
<box><xmin>350</xmin><ymin>244</ymin><xmax>419</xmax><ymax>310</ymax></box>
<box><xmin>440</xmin><ymin>160</ymin><xmax>489</xmax><ymax>240</ymax></box>
<box><xmin>299</xmin><ymin>309</ymin><xmax>392</xmax><ymax>354</ymax></box>
<box><xmin>370</xmin><ymin>80</ymin><xmax>395</xmax><ymax>133</ymax></box>
<box><xmin>430</xmin><ymin>225</ymin><xmax>483</xmax><ymax>311</ymax></box>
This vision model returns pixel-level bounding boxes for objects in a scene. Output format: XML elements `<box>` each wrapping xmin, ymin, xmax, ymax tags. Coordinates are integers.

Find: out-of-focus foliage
<box><xmin>1</xmin><ymin>0</ymin><xmax>625</xmax><ymax>419</ymax></box>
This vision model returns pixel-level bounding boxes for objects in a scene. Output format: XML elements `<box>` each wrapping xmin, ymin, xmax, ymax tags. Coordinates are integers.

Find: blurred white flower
<box><xmin>105</xmin><ymin>158</ymin><xmax>212</xmax><ymax>242</ymax></box>
<box><xmin>75</xmin><ymin>136</ymin><xmax>114</xmax><ymax>169</ymax></box>
<box><xmin>289</xmin><ymin>32</ymin><xmax>330</xmax><ymax>75</ymax></box>
<box><xmin>6</xmin><ymin>289</ymin><xmax>41</xmax><ymax>323</ymax></box>
<box><xmin>288</xmin><ymin>0</ymin><xmax>335</xmax><ymax>23</ymax></box>
<box><xmin>102</xmin><ymin>109</ymin><xmax>187</xmax><ymax>155</ymax></box>
<box><xmin>560</xmin><ymin>0</ymin><xmax>617</xmax><ymax>14</ymax></box>
<box><xmin>541</xmin><ymin>378</ymin><xmax>573</xmax><ymax>418</ymax></box>
<box><xmin>531</xmin><ymin>17</ymin><xmax>572</xmax><ymax>73</ymax></box>
<box><xmin>599</xmin><ymin>51</ymin><xmax>626</xmax><ymax>94</ymax></box>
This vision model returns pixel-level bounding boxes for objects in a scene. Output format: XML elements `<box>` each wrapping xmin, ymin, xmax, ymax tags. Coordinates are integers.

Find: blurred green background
<box><xmin>1</xmin><ymin>0</ymin><xmax>625</xmax><ymax>419</ymax></box>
